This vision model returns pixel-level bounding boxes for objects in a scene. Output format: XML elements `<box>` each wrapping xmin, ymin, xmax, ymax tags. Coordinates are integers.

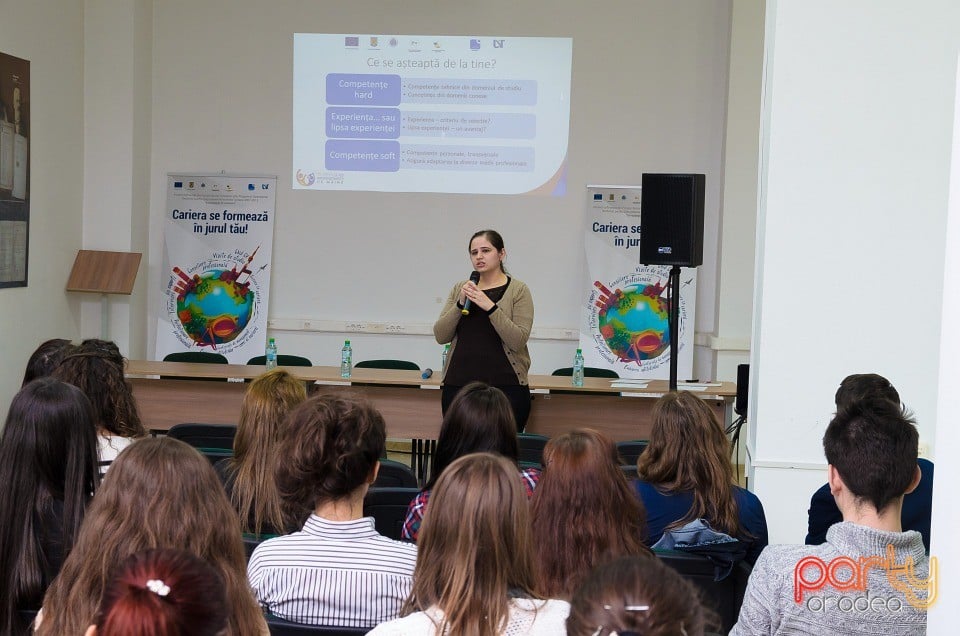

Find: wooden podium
<box><xmin>66</xmin><ymin>250</ymin><xmax>142</xmax><ymax>338</ymax></box>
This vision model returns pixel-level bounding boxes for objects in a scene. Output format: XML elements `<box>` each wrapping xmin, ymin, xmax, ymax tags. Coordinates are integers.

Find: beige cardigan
<box><xmin>433</xmin><ymin>277</ymin><xmax>534</xmax><ymax>385</ymax></box>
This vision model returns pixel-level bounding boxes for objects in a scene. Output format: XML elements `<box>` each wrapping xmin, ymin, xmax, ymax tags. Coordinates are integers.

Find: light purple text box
<box><xmin>326</xmin><ymin>74</ymin><xmax>402</xmax><ymax>106</ymax></box>
<box><xmin>401</xmin><ymin>79</ymin><xmax>537</xmax><ymax>105</ymax></box>
<box><xmin>325</xmin><ymin>140</ymin><xmax>400</xmax><ymax>172</ymax></box>
<box><xmin>401</xmin><ymin>111</ymin><xmax>535</xmax><ymax>139</ymax></box>
<box><xmin>326</xmin><ymin>107</ymin><xmax>401</xmax><ymax>139</ymax></box>
<box><xmin>400</xmin><ymin>145</ymin><xmax>534</xmax><ymax>172</ymax></box>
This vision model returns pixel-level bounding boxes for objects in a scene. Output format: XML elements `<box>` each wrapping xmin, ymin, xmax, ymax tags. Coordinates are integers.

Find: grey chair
<box><xmin>616</xmin><ymin>439</ymin><xmax>649</xmax><ymax>465</ymax></box>
<box><xmin>655</xmin><ymin>550</ymin><xmax>752</xmax><ymax>634</ymax></box>
<box><xmin>362</xmin><ymin>487</ymin><xmax>420</xmax><ymax>541</ymax></box>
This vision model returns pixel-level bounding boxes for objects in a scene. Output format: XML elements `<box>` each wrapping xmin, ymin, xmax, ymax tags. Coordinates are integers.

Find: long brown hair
<box><xmin>531</xmin><ymin>429</ymin><xmax>651</xmax><ymax>599</ymax></box>
<box><xmin>52</xmin><ymin>340</ymin><xmax>146</xmax><ymax>439</ymax></box>
<box><xmin>404</xmin><ymin>453</ymin><xmax>538</xmax><ymax>636</ymax></box>
<box><xmin>638</xmin><ymin>391</ymin><xmax>742</xmax><ymax>536</ymax></box>
<box><xmin>38</xmin><ymin>438</ymin><xmax>264</xmax><ymax>636</ymax></box>
<box><xmin>227</xmin><ymin>369</ymin><xmax>307</xmax><ymax>534</ymax></box>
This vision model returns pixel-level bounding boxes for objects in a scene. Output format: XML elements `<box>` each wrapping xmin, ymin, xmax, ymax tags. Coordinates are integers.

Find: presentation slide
<box><xmin>293</xmin><ymin>34</ymin><xmax>572</xmax><ymax>195</ymax></box>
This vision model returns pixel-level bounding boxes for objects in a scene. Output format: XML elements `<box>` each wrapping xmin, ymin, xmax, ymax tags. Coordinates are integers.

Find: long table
<box><xmin>126</xmin><ymin>360</ymin><xmax>735</xmax><ymax>442</ymax></box>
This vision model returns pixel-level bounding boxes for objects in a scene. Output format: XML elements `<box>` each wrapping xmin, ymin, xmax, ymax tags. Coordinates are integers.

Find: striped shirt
<box><xmin>247</xmin><ymin>515</ymin><xmax>418</xmax><ymax>628</ymax></box>
<box><xmin>401</xmin><ymin>467</ymin><xmax>541</xmax><ymax>542</ymax></box>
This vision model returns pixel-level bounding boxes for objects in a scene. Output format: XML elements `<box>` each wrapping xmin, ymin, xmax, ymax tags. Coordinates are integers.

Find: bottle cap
<box><xmin>576</xmin><ymin>348</ymin><xmax>582</xmax><ymax>353</ymax></box>
<box><xmin>345</xmin><ymin>340</ymin><xmax>350</xmax><ymax>345</ymax></box>
<box><xmin>269</xmin><ymin>338</ymin><xmax>275</xmax><ymax>344</ymax></box>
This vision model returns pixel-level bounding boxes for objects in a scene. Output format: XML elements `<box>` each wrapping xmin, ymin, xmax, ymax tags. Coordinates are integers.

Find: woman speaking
<box><xmin>434</xmin><ymin>230</ymin><xmax>534</xmax><ymax>431</ymax></box>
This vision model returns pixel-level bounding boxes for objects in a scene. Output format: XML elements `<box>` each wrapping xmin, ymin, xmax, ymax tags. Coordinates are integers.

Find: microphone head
<box><xmin>469</xmin><ymin>270</ymin><xmax>481</xmax><ymax>284</ymax></box>
<box><xmin>421</xmin><ymin>368</ymin><xmax>434</xmax><ymax>379</ymax></box>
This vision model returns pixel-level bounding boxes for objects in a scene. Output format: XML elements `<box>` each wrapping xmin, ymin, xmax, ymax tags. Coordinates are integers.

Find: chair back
<box><xmin>616</xmin><ymin>439</ymin><xmax>649</xmax><ymax>465</ymax></box>
<box><xmin>354</xmin><ymin>359</ymin><xmax>420</xmax><ymax>370</ymax></box>
<box><xmin>247</xmin><ymin>354</ymin><xmax>313</xmax><ymax>367</ymax></box>
<box><xmin>655</xmin><ymin>550</ymin><xmax>752</xmax><ymax>634</ymax></box>
<box><xmin>620</xmin><ymin>464</ymin><xmax>639</xmax><ymax>480</ymax></box>
<box><xmin>362</xmin><ymin>487</ymin><xmax>420</xmax><ymax>541</ymax></box>
<box><xmin>266</xmin><ymin>615</ymin><xmax>369</xmax><ymax>635</ymax></box>
<box><xmin>167</xmin><ymin>423</ymin><xmax>237</xmax><ymax>450</ymax></box>
<box><xmin>551</xmin><ymin>366</ymin><xmax>619</xmax><ymax>378</ymax></box>
<box><xmin>373</xmin><ymin>459</ymin><xmax>419</xmax><ymax>488</ymax></box>
<box><xmin>164</xmin><ymin>351</ymin><xmax>230</xmax><ymax>364</ymax></box>
<box><xmin>517</xmin><ymin>432</ymin><xmax>549</xmax><ymax>467</ymax></box>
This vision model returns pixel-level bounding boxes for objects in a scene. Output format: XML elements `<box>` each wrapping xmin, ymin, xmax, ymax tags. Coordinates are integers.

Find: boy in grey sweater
<box><xmin>731</xmin><ymin>398</ymin><xmax>932</xmax><ymax>635</ymax></box>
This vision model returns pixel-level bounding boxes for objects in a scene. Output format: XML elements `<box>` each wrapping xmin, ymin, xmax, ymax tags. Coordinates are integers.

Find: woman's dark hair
<box><xmin>835</xmin><ymin>373</ymin><xmax>900</xmax><ymax>410</ymax></box>
<box><xmin>22</xmin><ymin>339</ymin><xmax>73</xmax><ymax>386</ymax></box>
<box><xmin>0</xmin><ymin>378</ymin><xmax>100</xmax><ymax>634</ymax></box>
<box><xmin>469</xmin><ymin>229</ymin><xmax>508</xmax><ymax>274</ymax></box>
<box><xmin>276</xmin><ymin>392</ymin><xmax>387</xmax><ymax>510</ymax></box>
<box><xmin>53</xmin><ymin>339</ymin><xmax>146</xmax><ymax>439</ymax></box>
<box><xmin>426</xmin><ymin>382</ymin><xmax>519</xmax><ymax>490</ymax></box>
<box><xmin>94</xmin><ymin>548</ymin><xmax>228</xmax><ymax>636</ymax></box>
<box><xmin>566</xmin><ymin>555</ymin><xmax>717</xmax><ymax>636</ymax></box>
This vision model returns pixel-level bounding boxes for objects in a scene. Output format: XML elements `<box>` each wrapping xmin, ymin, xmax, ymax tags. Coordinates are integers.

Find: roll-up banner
<box><xmin>580</xmin><ymin>185</ymin><xmax>696</xmax><ymax>380</ymax></box>
<box><xmin>155</xmin><ymin>174</ymin><xmax>276</xmax><ymax>363</ymax></box>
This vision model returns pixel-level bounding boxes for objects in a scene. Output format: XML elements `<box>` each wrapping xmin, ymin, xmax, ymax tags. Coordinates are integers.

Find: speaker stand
<box><xmin>668</xmin><ymin>265</ymin><xmax>681</xmax><ymax>392</ymax></box>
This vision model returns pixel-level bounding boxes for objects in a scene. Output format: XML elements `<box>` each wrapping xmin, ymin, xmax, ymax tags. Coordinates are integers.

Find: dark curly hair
<box><xmin>276</xmin><ymin>392</ymin><xmax>386</xmax><ymax>509</ymax></box>
<box><xmin>52</xmin><ymin>340</ymin><xmax>146</xmax><ymax>438</ymax></box>
<box><xmin>22</xmin><ymin>339</ymin><xmax>74</xmax><ymax>386</ymax></box>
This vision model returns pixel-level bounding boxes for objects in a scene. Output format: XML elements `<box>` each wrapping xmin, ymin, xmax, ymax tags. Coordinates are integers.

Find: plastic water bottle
<box><xmin>572</xmin><ymin>348</ymin><xmax>585</xmax><ymax>387</ymax></box>
<box><xmin>340</xmin><ymin>340</ymin><xmax>353</xmax><ymax>378</ymax></box>
<box><xmin>265</xmin><ymin>338</ymin><xmax>278</xmax><ymax>370</ymax></box>
<box><xmin>441</xmin><ymin>344</ymin><xmax>450</xmax><ymax>373</ymax></box>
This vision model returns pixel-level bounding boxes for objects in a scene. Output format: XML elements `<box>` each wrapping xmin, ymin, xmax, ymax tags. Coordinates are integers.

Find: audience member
<box><xmin>21</xmin><ymin>338</ymin><xmax>73</xmax><ymax>386</ymax></box>
<box><xmin>531</xmin><ymin>428</ymin><xmax>652</xmax><ymax>599</ymax></box>
<box><xmin>401</xmin><ymin>382</ymin><xmax>538</xmax><ymax>541</ymax></box>
<box><xmin>37</xmin><ymin>437</ymin><xmax>266</xmax><ymax>635</ymax></box>
<box><xmin>53</xmin><ymin>339</ymin><xmax>147</xmax><ymax>473</ymax></box>
<box><xmin>216</xmin><ymin>368</ymin><xmax>308</xmax><ymax>536</ymax></box>
<box><xmin>636</xmin><ymin>391</ymin><xmax>768</xmax><ymax>563</ymax></box>
<box><xmin>566</xmin><ymin>555</ymin><xmax>716</xmax><ymax>636</ymax></box>
<box><xmin>247</xmin><ymin>393</ymin><xmax>417</xmax><ymax>628</ymax></box>
<box><xmin>731</xmin><ymin>398</ymin><xmax>931</xmax><ymax>634</ymax></box>
<box><xmin>806</xmin><ymin>373</ymin><xmax>933</xmax><ymax>550</ymax></box>
<box><xmin>86</xmin><ymin>548</ymin><xmax>228</xmax><ymax>636</ymax></box>
<box><xmin>0</xmin><ymin>378</ymin><xmax>100</xmax><ymax>634</ymax></box>
<box><xmin>368</xmin><ymin>452</ymin><xmax>569</xmax><ymax>635</ymax></box>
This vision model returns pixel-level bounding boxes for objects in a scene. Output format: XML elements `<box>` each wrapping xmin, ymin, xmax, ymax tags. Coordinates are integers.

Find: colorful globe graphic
<box><xmin>176</xmin><ymin>270</ymin><xmax>254</xmax><ymax>347</ymax></box>
<box><xmin>598</xmin><ymin>283</ymin><xmax>670</xmax><ymax>362</ymax></box>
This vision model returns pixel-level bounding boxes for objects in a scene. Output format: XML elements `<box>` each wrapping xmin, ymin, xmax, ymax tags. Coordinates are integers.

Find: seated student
<box><xmin>731</xmin><ymin>398</ymin><xmax>931</xmax><ymax>635</ymax></box>
<box><xmin>37</xmin><ymin>437</ymin><xmax>267</xmax><ymax>636</ymax></box>
<box><xmin>636</xmin><ymin>391</ymin><xmax>768</xmax><ymax>564</ymax></box>
<box><xmin>806</xmin><ymin>373</ymin><xmax>933</xmax><ymax>551</ymax></box>
<box><xmin>368</xmin><ymin>453</ymin><xmax>569</xmax><ymax>635</ymax></box>
<box><xmin>247</xmin><ymin>393</ymin><xmax>417</xmax><ymax>628</ymax></box>
<box><xmin>402</xmin><ymin>381</ymin><xmax>539</xmax><ymax>541</ymax></box>
<box><xmin>85</xmin><ymin>548</ymin><xmax>228</xmax><ymax>636</ymax></box>
<box><xmin>216</xmin><ymin>368</ymin><xmax>308</xmax><ymax>536</ymax></box>
<box><xmin>566</xmin><ymin>555</ymin><xmax>717</xmax><ymax>636</ymax></box>
<box><xmin>531</xmin><ymin>429</ymin><xmax>652</xmax><ymax>600</ymax></box>
<box><xmin>21</xmin><ymin>338</ymin><xmax>73</xmax><ymax>386</ymax></box>
<box><xmin>0</xmin><ymin>378</ymin><xmax>100</xmax><ymax>635</ymax></box>
<box><xmin>53</xmin><ymin>340</ymin><xmax>148</xmax><ymax>474</ymax></box>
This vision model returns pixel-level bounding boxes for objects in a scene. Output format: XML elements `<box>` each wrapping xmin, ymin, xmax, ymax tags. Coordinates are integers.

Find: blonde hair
<box><xmin>227</xmin><ymin>369</ymin><xmax>307</xmax><ymax>534</ymax></box>
<box><xmin>404</xmin><ymin>452</ymin><xmax>538</xmax><ymax>636</ymax></box>
<box><xmin>638</xmin><ymin>392</ymin><xmax>742</xmax><ymax>536</ymax></box>
<box><xmin>38</xmin><ymin>437</ymin><xmax>264</xmax><ymax>635</ymax></box>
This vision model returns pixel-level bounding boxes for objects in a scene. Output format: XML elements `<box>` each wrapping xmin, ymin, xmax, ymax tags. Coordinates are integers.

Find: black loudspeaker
<box><xmin>639</xmin><ymin>173</ymin><xmax>705</xmax><ymax>267</ymax></box>
<box><xmin>735</xmin><ymin>363</ymin><xmax>749</xmax><ymax>417</ymax></box>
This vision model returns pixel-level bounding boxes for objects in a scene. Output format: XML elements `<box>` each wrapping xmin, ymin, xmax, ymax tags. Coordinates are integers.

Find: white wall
<box><xmin>0</xmin><ymin>0</ymin><xmax>85</xmax><ymax>416</ymax></box>
<box><xmin>750</xmin><ymin>0</ymin><xmax>960</xmax><ymax>543</ymax></box>
<box><xmin>127</xmin><ymin>0</ymin><xmax>735</xmax><ymax>375</ymax></box>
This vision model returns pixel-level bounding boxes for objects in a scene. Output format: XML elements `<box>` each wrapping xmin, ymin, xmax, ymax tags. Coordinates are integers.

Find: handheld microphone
<box><xmin>421</xmin><ymin>368</ymin><xmax>434</xmax><ymax>379</ymax></box>
<box><xmin>460</xmin><ymin>271</ymin><xmax>481</xmax><ymax>316</ymax></box>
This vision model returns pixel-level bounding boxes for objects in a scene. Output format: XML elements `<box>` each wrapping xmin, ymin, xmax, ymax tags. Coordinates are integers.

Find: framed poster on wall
<box><xmin>0</xmin><ymin>51</ymin><xmax>29</xmax><ymax>288</ymax></box>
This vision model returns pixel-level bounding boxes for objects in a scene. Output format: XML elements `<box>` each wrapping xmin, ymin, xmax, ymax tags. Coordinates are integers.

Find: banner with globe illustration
<box><xmin>155</xmin><ymin>174</ymin><xmax>276</xmax><ymax>363</ymax></box>
<box><xmin>581</xmin><ymin>185</ymin><xmax>696</xmax><ymax>379</ymax></box>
